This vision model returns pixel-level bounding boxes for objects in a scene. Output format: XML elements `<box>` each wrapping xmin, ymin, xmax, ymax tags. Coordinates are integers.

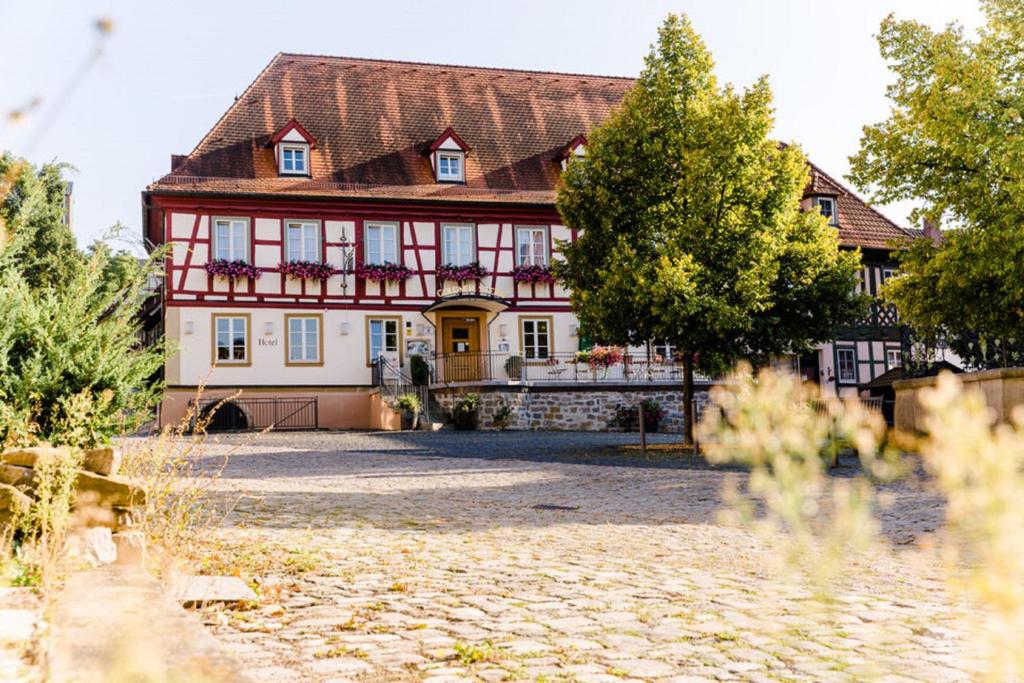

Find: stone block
<box><xmin>0</xmin><ymin>482</ymin><xmax>32</xmax><ymax>528</ymax></box>
<box><xmin>0</xmin><ymin>446</ymin><xmax>67</xmax><ymax>469</ymax></box>
<box><xmin>112</xmin><ymin>531</ymin><xmax>147</xmax><ymax>566</ymax></box>
<box><xmin>74</xmin><ymin>471</ymin><xmax>145</xmax><ymax>508</ymax></box>
<box><xmin>82</xmin><ymin>447</ymin><xmax>122</xmax><ymax>476</ymax></box>
<box><xmin>65</xmin><ymin>527</ymin><xmax>117</xmax><ymax>567</ymax></box>
<box><xmin>0</xmin><ymin>464</ymin><xmax>35</xmax><ymax>490</ymax></box>
<box><xmin>170</xmin><ymin>575</ymin><xmax>257</xmax><ymax>606</ymax></box>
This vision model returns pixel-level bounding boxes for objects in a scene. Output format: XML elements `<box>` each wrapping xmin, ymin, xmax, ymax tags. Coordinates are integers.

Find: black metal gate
<box><xmin>193</xmin><ymin>397</ymin><xmax>319</xmax><ymax>432</ymax></box>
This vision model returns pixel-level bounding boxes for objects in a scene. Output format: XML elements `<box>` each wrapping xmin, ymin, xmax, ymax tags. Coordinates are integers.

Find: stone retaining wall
<box><xmin>894</xmin><ymin>367</ymin><xmax>1024</xmax><ymax>433</ymax></box>
<box><xmin>431</xmin><ymin>385</ymin><xmax>710</xmax><ymax>433</ymax></box>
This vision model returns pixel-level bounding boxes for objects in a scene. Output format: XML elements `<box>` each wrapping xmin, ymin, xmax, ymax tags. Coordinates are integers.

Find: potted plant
<box><xmin>639</xmin><ymin>398</ymin><xmax>668</xmax><ymax>433</ymax></box>
<box><xmin>394</xmin><ymin>393</ymin><xmax>422</xmax><ymax>430</ymax></box>
<box><xmin>409</xmin><ymin>355</ymin><xmax>431</xmax><ymax>386</ymax></box>
<box><xmin>504</xmin><ymin>355</ymin><xmax>524</xmax><ymax>380</ymax></box>
<box><xmin>452</xmin><ymin>393</ymin><xmax>479</xmax><ymax>430</ymax></box>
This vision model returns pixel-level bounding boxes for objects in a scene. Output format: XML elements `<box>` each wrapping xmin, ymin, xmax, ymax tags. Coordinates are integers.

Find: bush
<box><xmin>452</xmin><ymin>393</ymin><xmax>479</xmax><ymax>430</ymax></box>
<box><xmin>504</xmin><ymin>355</ymin><xmax>524</xmax><ymax>380</ymax></box>
<box><xmin>394</xmin><ymin>393</ymin><xmax>421</xmax><ymax>414</ymax></box>
<box><xmin>0</xmin><ymin>220</ymin><xmax>165</xmax><ymax>449</ymax></box>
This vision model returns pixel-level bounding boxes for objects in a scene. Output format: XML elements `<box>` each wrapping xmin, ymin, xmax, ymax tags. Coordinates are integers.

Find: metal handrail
<box><xmin>373</xmin><ymin>356</ymin><xmax>432</xmax><ymax>423</ymax></box>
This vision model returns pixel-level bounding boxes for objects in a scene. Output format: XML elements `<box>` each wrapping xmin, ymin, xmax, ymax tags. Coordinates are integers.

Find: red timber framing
<box><xmin>150</xmin><ymin>194</ymin><xmax>573</xmax><ymax>312</ymax></box>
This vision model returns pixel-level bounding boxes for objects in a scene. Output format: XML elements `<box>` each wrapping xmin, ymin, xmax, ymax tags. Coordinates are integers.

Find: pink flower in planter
<box><xmin>279</xmin><ymin>260</ymin><xmax>334</xmax><ymax>281</ymax></box>
<box><xmin>512</xmin><ymin>264</ymin><xmax>556</xmax><ymax>284</ymax></box>
<box><xmin>586</xmin><ymin>346</ymin><xmax>625</xmax><ymax>369</ymax></box>
<box><xmin>436</xmin><ymin>262</ymin><xmax>489</xmax><ymax>284</ymax></box>
<box><xmin>205</xmin><ymin>259</ymin><xmax>262</xmax><ymax>281</ymax></box>
<box><xmin>356</xmin><ymin>262</ymin><xmax>413</xmax><ymax>282</ymax></box>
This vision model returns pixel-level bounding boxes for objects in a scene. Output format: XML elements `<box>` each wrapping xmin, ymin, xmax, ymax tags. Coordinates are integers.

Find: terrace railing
<box><xmin>431</xmin><ymin>350</ymin><xmax>710</xmax><ymax>386</ymax></box>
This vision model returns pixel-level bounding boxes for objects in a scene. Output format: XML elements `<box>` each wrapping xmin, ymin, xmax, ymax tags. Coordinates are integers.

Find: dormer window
<box><xmin>279</xmin><ymin>144</ymin><xmax>308</xmax><ymax>175</ymax></box>
<box><xmin>558</xmin><ymin>135</ymin><xmax>588</xmax><ymax>171</ymax></box>
<box><xmin>437</xmin><ymin>152</ymin><xmax>464</xmax><ymax>182</ymax></box>
<box><xmin>270</xmin><ymin>118</ymin><xmax>316</xmax><ymax>178</ymax></box>
<box><xmin>428</xmin><ymin>127</ymin><xmax>471</xmax><ymax>184</ymax></box>
<box><xmin>814</xmin><ymin>196</ymin><xmax>838</xmax><ymax>226</ymax></box>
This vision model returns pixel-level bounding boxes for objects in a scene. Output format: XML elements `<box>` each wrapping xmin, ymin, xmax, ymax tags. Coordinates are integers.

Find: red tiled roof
<box><xmin>151</xmin><ymin>53</ymin><xmax>911</xmax><ymax>249</ymax></box>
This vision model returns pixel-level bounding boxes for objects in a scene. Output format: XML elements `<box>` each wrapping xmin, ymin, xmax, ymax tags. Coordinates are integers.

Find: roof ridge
<box><xmin>277</xmin><ymin>52</ymin><xmax>637</xmax><ymax>82</ymax></box>
<box><xmin>186</xmin><ymin>52</ymin><xmax>285</xmax><ymax>158</ymax></box>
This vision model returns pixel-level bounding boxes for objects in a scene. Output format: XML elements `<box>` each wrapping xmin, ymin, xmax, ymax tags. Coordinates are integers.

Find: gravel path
<box><xmin>187</xmin><ymin>431</ymin><xmax>972</xmax><ymax>682</ymax></box>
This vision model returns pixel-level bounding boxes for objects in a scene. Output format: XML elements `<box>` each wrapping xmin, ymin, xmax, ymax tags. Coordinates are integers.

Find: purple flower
<box><xmin>205</xmin><ymin>259</ymin><xmax>262</xmax><ymax>281</ymax></box>
<box><xmin>512</xmin><ymin>264</ymin><xmax>556</xmax><ymax>284</ymax></box>
<box><xmin>279</xmin><ymin>260</ymin><xmax>334</xmax><ymax>281</ymax></box>
<box><xmin>436</xmin><ymin>262</ymin><xmax>488</xmax><ymax>283</ymax></box>
<box><xmin>356</xmin><ymin>261</ymin><xmax>413</xmax><ymax>282</ymax></box>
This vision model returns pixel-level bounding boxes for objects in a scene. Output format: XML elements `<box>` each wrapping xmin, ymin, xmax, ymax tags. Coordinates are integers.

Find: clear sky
<box><xmin>0</xmin><ymin>0</ymin><xmax>982</xmax><ymax>253</ymax></box>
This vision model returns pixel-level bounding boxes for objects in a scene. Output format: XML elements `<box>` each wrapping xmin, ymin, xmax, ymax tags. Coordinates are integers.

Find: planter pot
<box><xmin>401</xmin><ymin>411</ymin><xmax>420</xmax><ymax>431</ymax></box>
<box><xmin>453</xmin><ymin>411</ymin><xmax>478</xmax><ymax>431</ymax></box>
<box><xmin>643</xmin><ymin>416</ymin><xmax>660</xmax><ymax>433</ymax></box>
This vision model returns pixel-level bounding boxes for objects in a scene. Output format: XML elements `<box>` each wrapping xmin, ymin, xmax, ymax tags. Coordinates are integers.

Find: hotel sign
<box><xmin>436</xmin><ymin>283</ymin><xmax>500</xmax><ymax>298</ymax></box>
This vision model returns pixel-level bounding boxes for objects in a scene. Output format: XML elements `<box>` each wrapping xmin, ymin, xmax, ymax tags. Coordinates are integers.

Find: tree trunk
<box><xmin>683</xmin><ymin>352</ymin><xmax>695</xmax><ymax>447</ymax></box>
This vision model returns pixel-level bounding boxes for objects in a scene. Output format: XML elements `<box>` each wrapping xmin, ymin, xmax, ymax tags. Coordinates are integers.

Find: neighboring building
<box><xmin>142</xmin><ymin>54</ymin><xmax>918</xmax><ymax>430</ymax></box>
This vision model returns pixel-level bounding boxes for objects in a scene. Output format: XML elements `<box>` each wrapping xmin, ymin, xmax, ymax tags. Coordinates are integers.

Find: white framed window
<box><xmin>886</xmin><ymin>348</ymin><xmax>902</xmax><ymax>369</ymax></box>
<box><xmin>213</xmin><ymin>218</ymin><xmax>249</xmax><ymax>261</ymax></box>
<box><xmin>652</xmin><ymin>340</ymin><xmax>675</xmax><ymax>360</ymax></box>
<box><xmin>520</xmin><ymin>318</ymin><xmax>551</xmax><ymax>360</ymax></box>
<box><xmin>287</xmin><ymin>315</ymin><xmax>321</xmax><ymax>364</ymax></box>
<box><xmin>836</xmin><ymin>347</ymin><xmax>857</xmax><ymax>384</ymax></box>
<box><xmin>367</xmin><ymin>318</ymin><xmax>400</xmax><ymax>365</ymax></box>
<box><xmin>365</xmin><ymin>222</ymin><xmax>399</xmax><ymax>265</ymax></box>
<box><xmin>279</xmin><ymin>143</ymin><xmax>309</xmax><ymax>175</ymax></box>
<box><xmin>442</xmin><ymin>223</ymin><xmax>475</xmax><ymax>265</ymax></box>
<box><xmin>881</xmin><ymin>267</ymin><xmax>898</xmax><ymax>283</ymax></box>
<box><xmin>213</xmin><ymin>315</ymin><xmax>249</xmax><ymax>364</ymax></box>
<box><xmin>437</xmin><ymin>152</ymin><xmax>464</xmax><ymax>182</ymax></box>
<box><xmin>515</xmin><ymin>226</ymin><xmax>549</xmax><ymax>267</ymax></box>
<box><xmin>285</xmin><ymin>220</ymin><xmax>320</xmax><ymax>262</ymax></box>
<box><xmin>815</xmin><ymin>197</ymin><xmax>838</xmax><ymax>226</ymax></box>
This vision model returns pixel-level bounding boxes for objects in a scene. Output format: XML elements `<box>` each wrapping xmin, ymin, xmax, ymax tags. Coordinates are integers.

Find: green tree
<box><xmin>849</xmin><ymin>1</ymin><xmax>1024</xmax><ymax>367</ymax></box>
<box><xmin>557</xmin><ymin>15</ymin><xmax>864</xmax><ymax>444</ymax></box>
<box><xmin>0</xmin><ymin>156</ymin><xmax>165</xmax><ymax>447</ymax></box>
<box><xmin>0</xmin><ymin>153</ymin><xmax>84</xmax><ymax>289</ymax></box>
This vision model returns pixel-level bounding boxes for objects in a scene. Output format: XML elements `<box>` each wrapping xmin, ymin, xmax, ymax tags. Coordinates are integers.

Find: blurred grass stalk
<box><xmin>700</xmin><ymin>364</ymin><xmax>1023</xmax><ymax>680</ymax></box>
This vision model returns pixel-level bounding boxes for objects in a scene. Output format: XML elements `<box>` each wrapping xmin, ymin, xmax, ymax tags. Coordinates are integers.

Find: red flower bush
<box><xmin>512</xmin><ymin>264</ymin><xmax>556</xmax><ymax>284</ymax></box>
<box><xmin>573</xmin><ymin>345</ymin><xmax>625</xmax><ymax>368</ymax></box>
<box><xmin>436</xmin><ymin>262</ymin><xmax>488</xmax><ymax>284</ymax></box>
<box><xmin>279</xmin><ymin>260</ymin><xmax>334</xmax><ymax>281</ymax></box>
<box><xmin>356</xmin><ymin>262</ymin><xmax>413</xmax><ymax>282</ymax></box>
<box><xmin>205</xmin><ymin>259</ymin><xmax>262</xmax><ymax>281</ymax></box>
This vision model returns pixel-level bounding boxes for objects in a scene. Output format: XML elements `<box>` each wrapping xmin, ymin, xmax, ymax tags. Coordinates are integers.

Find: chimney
<box><xmin>922</xmin><ymin>217</ymin><xmax>942</xmax><ymax>246</ymax></box>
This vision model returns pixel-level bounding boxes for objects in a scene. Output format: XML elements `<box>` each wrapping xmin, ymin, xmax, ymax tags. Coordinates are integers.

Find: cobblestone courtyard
<box><xmin>193</xmin><ymin>431</ymin><xmax>972</xmax><ymax>682</ymax></box>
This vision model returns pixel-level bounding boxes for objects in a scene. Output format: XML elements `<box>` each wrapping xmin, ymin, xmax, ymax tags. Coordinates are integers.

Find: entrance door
<box><xmin>442</xmin><ymin>317</ymin><xmax>481</xmax><ymax>381</ymax></box>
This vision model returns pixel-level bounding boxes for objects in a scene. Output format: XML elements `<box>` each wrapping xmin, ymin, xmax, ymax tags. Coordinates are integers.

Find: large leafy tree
<box><xmin>557</xmin><ymin>15</ymin><xmax>864</xmax><ymax>444</ymax></box>
<box><xmin>849</xmin><ymin>1</ymin><xmax>1024</xmax><ymax>368</ymax></box>
<box><xmin>0</xmin><ymin>155</ymin><xmax>164</xmax><ymax>447</ymax></box>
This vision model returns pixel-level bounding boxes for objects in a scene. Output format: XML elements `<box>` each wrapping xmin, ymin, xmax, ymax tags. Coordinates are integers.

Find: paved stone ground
<box><xmin>189</xmin><ymin>431</ymin><xmax>975</xmax><ymax>682</ymax></box>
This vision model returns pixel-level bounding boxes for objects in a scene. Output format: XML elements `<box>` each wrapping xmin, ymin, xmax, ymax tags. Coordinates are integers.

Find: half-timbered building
<box><xmin>143</xmin><ymin>54</ymin><xmax>920</xmax><ymax>430</ymax></box>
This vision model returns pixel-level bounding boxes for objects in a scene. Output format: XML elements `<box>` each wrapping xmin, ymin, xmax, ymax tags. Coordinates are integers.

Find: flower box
<box><xmin>436</xmin><ymin>262</ymin><xmax>488</xmax><ymax>284</ymax></box>
<box><xmin>512</xmin><ymin>264</ymin><xmax>556</xmax><ymax>284</ymax></box>
<box><xmin>205</xmin><ymin>259</ymin><xmax>262</xmax><ymax>281</ymax></box>
<box><xmin>356</xmin><ymin>262</ymin><xmax>413</xmax><ymax>282</ymax></box>
<box><xmin>279</xmin><ymin>260</ymin><xmax>334</xmax><ymax>281</ymax></box>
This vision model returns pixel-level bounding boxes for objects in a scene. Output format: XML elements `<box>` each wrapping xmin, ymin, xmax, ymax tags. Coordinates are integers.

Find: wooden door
<box><xmin>442</xmin><ymin>317</ymin><xmax>481</xmax><ymax>381</ymax></box>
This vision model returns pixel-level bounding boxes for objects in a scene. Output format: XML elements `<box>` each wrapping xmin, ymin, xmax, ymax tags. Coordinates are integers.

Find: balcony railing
<box><xmin>430</xmin><ymin>350</ymin><xmax>710</xmax><ymax>386</ymax></box>
<box><xmin>859</xmin><ymin>300</ymin><xmax>899</xmax><ymax>328</ymax></box>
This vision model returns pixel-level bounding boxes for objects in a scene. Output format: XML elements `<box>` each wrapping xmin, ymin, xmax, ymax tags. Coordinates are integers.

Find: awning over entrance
<box><xmin>424</xmin><ymin>293</ymin><xmax>510</xmax><ymax>314</ymax></box>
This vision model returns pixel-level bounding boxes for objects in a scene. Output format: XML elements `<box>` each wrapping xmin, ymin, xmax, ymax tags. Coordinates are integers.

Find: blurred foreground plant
<box><xmin>698</xmin><ymin>363</ymin><xmax>898</xmax><ymax>585</ymax></box>
<box><xmin>917</xmin><ymin>372</ymin><xmax>1024</xmax><ymax>680</ymax></box>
